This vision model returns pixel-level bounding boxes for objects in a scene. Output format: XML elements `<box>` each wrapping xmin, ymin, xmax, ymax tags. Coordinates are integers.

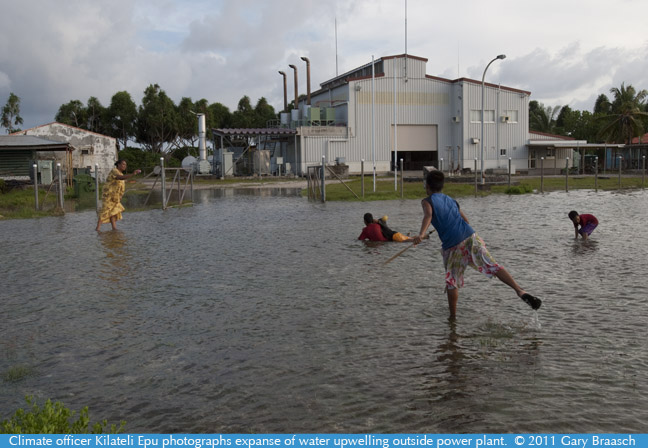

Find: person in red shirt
<box><xmin>358</xmin><ymin>213</ymin><xmax>388</xmax><ymax>241</ymax></box>
<box><xmin>568</xmin><ymin>210</ymin><xmax>599</xmax><ymax>240</ymax></box>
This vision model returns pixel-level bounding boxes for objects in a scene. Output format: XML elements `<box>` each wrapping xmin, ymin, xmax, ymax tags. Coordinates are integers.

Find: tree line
<box><xmin>529</xmin><ymin>82</ymin><xmax>648</xmax><ymax>144</ymax></box>
<box><xmin>2</xmin><ymin>84</ymin><xmax>279</xmax><ymax>154</ymax></box>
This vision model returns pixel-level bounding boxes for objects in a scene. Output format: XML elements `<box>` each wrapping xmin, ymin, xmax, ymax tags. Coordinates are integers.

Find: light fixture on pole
<box><xmin>278</xmin><ymin>71</ymin><xmax>287</xmax><ymax>112</ymax></box>
<box><xmin>300</xmin><ymin>57</ymin><xmax>311</xmax><ymax>106</ymax></box>
<box><xmin>480</xmin><ymin>54</ymin><xmax>506</xmax><ymax>184</ymax></box>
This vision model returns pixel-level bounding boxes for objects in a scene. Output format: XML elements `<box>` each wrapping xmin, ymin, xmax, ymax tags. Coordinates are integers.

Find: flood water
<box><xmin>1</xmin><ymin>187</ymin><xmax>647</xmax><ymax>433</ymax></box>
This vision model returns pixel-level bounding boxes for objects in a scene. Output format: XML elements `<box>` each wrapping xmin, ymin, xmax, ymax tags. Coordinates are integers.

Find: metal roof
<box><xmin>212</xmin><ymin>128</ymin><xmax>297</xmax><ymax>137</ymax></box>
<box><xmin>0</xmin><ymin>135</ymin><xmax>70</xmax><ymax>151</ymax></box>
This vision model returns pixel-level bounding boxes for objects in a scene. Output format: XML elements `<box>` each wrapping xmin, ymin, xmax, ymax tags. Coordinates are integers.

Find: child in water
<box><xmin>568</xmin><ymin>210</ymin><xmax>598</xmax><ymax>241</ymax></box>
<box><xmin>412</xmin><ymin>171</ymin><xmax>541</xmax><ymax>318</ymax></box>
<box><xmin>358</xmin><ymin>213</ymin><xmax>413</xmax><ymax>242</ymax></box>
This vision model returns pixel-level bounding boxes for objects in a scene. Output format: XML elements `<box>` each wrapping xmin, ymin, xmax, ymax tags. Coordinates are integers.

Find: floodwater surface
<box><xmin>1</xmin><ymin>188</ymin><xmax>647</xmax><ymax>433</ymax></box>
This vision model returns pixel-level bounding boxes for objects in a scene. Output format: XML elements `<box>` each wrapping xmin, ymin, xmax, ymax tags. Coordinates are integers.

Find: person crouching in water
<box><xmin>412</xmin><ymin>171</ymin><xmax>541</xmax><ymax>318</ymax></box>
<box><xmin>358</xmin><ymin>213</ymin><xmax>414</xmax><ymax>242</ymax></box>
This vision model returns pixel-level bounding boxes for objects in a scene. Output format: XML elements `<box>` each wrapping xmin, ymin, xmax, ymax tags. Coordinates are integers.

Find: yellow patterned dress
<box><xmin>97</xmin><ymin>167</ymin><xmax>126</xmax><ymax>224</ymax></box>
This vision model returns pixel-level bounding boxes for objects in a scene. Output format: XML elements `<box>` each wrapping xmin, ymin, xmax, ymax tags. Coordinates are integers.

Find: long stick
<box><xmin>383</xmin><ymin>230</ymin><xmax>435</xmax><ymax>265</ymax></box>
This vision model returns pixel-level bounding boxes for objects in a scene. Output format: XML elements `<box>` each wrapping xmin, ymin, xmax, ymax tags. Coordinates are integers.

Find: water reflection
<box><xmin>1</xmin><ymin>189</ymin><xmax>648</xmax><ymax>433</ymax></box>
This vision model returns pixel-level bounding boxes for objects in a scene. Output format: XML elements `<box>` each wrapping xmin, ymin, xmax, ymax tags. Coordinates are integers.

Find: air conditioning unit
<box><xmin>471</xmin><ymin>138</ymin><xmax>480</xmax><ymax>144</ymax></box>
<box><xmin>452</xmin><ymin>116</ymin><xmax>460</xmax><ymax>123</ymax></box>
<box><xmin>501</xmin><ymin>116</ymin><xmax>510</xmax><ymax>123</ymax></box>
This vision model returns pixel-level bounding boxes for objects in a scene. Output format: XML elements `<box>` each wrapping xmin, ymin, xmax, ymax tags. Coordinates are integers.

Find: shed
<box><xmin>0</xmin><ymin>135</ymin><xmax>71</xmax><ymax>184</ymax></box>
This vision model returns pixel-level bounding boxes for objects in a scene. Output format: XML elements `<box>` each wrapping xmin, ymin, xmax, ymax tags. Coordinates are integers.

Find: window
<box><xmin>504</xmin><ymin>110</ymin><xmax>518</xmax><ymax>123</ymax></box>
<box><xmin>546</xmin><ymin>148</ymin><xmax>555</xmax><ymax>158</ymax></box>
<box><xmin>500</xmin><ymin>148</ymin><xmax>507</xmax><ymax>156</ymax></box>
<box><xmin>470</xmin><ymin>109</ymin><xmax>495</xmax><ymax>123</ymax></box>
<box><xmin>81</xmin><ymin>150</ymin><xmax>89</xmax><ymax>155</ymax></box>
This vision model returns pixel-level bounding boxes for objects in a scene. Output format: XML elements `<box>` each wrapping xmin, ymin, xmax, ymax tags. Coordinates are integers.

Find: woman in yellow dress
<box><xmin>96</xmin><ymin>160</ymin><xmax>141</xmax><ymax>231</ymax></box>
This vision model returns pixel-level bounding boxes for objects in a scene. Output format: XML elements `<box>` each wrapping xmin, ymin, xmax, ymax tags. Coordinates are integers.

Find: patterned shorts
<box><xmin>579</xmin><ymin>222</ymin><xmax>597</xmax><ymax>236</ymax></box>
<box><xmin>441</xmin><ymin>233</ymin><xmax>501</xmax><ymax>290</ymax></box>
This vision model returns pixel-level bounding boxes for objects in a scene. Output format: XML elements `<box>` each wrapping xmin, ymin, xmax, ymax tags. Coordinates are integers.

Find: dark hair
<box><xmin>115</xmin><ymin>159</ymin><xmax>126</xmax><ymax>167</ymax></box>
<box><xmin>568</xmin><ymin>210</ymin><xmax>578</xmax><ymax>220</ymax></box>
<box><xmin>425</xmin><ymin>170</ymin><xmax>445</xmax><ymax>193</ymax></box>
<box><xmin>363</xmin><ymin>213</ymin><xmax>374</xmax><ymax>225</ymax></box>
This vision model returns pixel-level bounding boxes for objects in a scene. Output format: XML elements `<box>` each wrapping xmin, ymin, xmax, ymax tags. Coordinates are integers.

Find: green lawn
<box><xmin>315</xmin><ymin>174</ymin><xmax>648</xmax><ymax>201</ymax></box>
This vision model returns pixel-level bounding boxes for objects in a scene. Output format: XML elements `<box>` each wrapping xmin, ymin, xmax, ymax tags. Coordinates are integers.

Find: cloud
<box><xmin>3</xmin><ymin>0</ymin><xmax>648</xmax><ymax>131</ymax></box>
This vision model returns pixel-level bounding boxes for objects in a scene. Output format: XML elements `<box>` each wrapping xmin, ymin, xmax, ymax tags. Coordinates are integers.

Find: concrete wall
<box><xmin>19</xmin><ymin>123</ymin><xmax>117</xmax><ymax>182</ymax></box>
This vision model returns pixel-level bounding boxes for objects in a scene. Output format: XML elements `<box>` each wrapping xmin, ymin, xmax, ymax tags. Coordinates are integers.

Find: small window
<box><xmin>81</xmin><ymin>150</ymin><xmax>89</xmax><ymax>155</ymax></box>
<box><xmin>504</xmin><ymin>110</ymin><xmax>518</xmax><ymax>123</ymax></box>
<box><xmin>546</xmin><ymin>148</ymin><xmax>555</xmax><ymax>158</ymax></box>
<box><xmin>470</xmin><ymin>110</ymin><xmax>481</xmax><ymax>123</ymax></box>
<box><xmin>500</xmin><ymin>149</ymin><xmax>507</xmax><ymax>156</ymax></box>
<box><xmin>484</xmin><ymin>110</ymin><xmax>495</xmax><ymax>123</ymax></box>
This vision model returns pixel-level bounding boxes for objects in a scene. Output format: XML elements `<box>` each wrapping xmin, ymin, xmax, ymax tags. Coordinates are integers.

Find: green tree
<box><xmin>175</xmin><ymin>97</ymin><xmax>198</xmax><ymax>148</ymax></box>
<box><xmin>136</xmin><ymin>84</ymin><xmax>178</xmax><ymax>153</ymax></box>
<box><xmin>107</xmin><ymin>91</ymin><xmax>138</xmax><ymax>150</ymax></box>
<box><xmin>593</xmin><ymin>94</ymin><xmax>611</xmax><ymax>115</ymax></box>
<box><xmin>207</xmin><ymin>102</ymin><xmax>232</xmax><ymax>129</ymax></box>
<box><xmin>254</xmin><ymin>97</ymin><xmax>277</xmax><ymax>128</ymax></box>
<box><xmin>598</xmin><ymin>82</ymin><xmax>648</xmax><ymax>144</ymax></box>
<box><xmin>55</xmin><ymin>100</ymin><xmax>86</xmax><ymax>128</ymax></box>
<box><xmin>86</xmin><ymin>96</ymin><xmax>106</xmax><ymax>133</ymax></box>
<box><xmin>1</xmin><ymin>92</ymin><xmax>24</xmax><ymax>133</ymax></box>
<box><xmin>529</xmin><ymin>102</ymin><xmax>562</xmax><ymax>134</ymax></box>
<box><xmin>231</xmin><ymin>95</ymin><xmax>255</xmax><ymax>128</ymax></box>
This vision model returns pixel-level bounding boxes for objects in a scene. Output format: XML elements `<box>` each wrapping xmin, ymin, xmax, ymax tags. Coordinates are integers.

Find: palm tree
<box><xmin>529</xmin><ymin>102</ymin><xmax>562</xmax><ymax>134</ymax></box>
<box><xmin>598</xmin><ymin>82</ymin><xmax>648</xmax><ymax>144</ymax></box>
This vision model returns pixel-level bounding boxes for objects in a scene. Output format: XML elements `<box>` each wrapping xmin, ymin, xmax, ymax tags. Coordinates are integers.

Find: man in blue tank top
<box><xmin>412</xmin><ymin>170</ymin><xmax>541</xmax><ymax>318</ymax></box>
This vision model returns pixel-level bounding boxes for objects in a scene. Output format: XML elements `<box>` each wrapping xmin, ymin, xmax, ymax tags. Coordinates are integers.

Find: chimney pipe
<box><xmin>197</xmin><ymin>113</ymin><xmax>206</xmax><ymax>161</ymax></box>
<box><xmin>300</xmin><ymin>56</ymin><xmax>311</xmax><ymax>106</ymax></box>
<box><xmin>289</xmin><ymin>64</ymin><xmax>298</xmax><ymax>113</ymax></box>
<box><xmin>278</xmin><ymin>71</ymin><xmax>287</xmax><ymax>112</ymax></box>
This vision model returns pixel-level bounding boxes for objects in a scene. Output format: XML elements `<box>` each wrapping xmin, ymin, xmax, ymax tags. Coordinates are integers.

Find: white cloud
<box><xmin>2</xmin><ymin>0</ymin><xmax>648</xmax><ymax>130</ymax></box>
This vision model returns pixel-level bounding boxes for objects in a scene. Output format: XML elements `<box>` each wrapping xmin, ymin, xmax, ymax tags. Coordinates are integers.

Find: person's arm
<box><xmin>413</xmin><ymin>199</ymin><xmax>433</xmax><ymax>244</ymax></box>
<box><xmin>572</xmin><ymin>220</ymin><xmax>579</xmax><ymax>238</ymax></box>
<box><xmin>114</xmin><ymin>169</ymin><xmax>142</xmax><ymax>180</ymax></box>
<box><xmin>459</xmin><ymin>209</ymin><xmax>470</xmax><ymax>224</ymax></box>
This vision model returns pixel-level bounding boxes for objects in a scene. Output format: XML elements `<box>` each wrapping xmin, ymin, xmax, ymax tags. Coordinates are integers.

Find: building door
<box><xmin>391</xmin><ymin>125</ymin><xmax>437</xmax><ymax>171</ymax></box>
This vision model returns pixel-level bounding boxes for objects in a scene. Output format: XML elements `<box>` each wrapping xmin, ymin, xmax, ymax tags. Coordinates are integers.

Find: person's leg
<box><xmin>447</xmin><ymin>287</ymin><xmax>459</xmax><ymax>318</ymax></box>
<box><xmin>494</xmin><ymin>268</ymin><xmax>525</xmax><ymax>297</ymax></box>
<box><xmin>96</xmin><ymin>217</ymin><xmax>102</xmax><ymax>231</ymax></box>
<box><xmin>110</xmin><ymin>215</ymin><xmax>118</xmax><ymax>230</ymax></box>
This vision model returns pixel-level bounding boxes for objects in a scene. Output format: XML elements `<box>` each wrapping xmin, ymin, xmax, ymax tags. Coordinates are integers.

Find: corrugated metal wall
<box><xmin>300</xmin><ymin>56</ymin><xmax>530</xmax><ymax>175</ymax></box>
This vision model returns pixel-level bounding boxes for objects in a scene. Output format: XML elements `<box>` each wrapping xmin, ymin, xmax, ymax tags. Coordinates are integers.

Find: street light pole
<box><xmin>481</xmin><ymin>54</ymin><xmax>506</xmax><ymax>184</ymax></box>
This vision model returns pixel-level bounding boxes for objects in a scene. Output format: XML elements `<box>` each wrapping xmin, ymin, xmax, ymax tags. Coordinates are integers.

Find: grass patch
<box><xmin>313</xmin><ymin>175</ymin><xmax>648</xmax><ymax>201</ymax></box>
<box><xmin>2</xmin><ymin>365</ymin><xmax>34</xmax><ymax>382</ymax></box>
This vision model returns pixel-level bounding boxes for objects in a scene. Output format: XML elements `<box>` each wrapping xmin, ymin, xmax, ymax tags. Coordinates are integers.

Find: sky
<box><xmin>1</xmin><ymin>0</ymin><xmax>648</xmax><ymax>131</ymax></box>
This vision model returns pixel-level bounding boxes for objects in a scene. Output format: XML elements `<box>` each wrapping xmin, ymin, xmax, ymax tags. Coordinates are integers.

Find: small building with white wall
<box><xmin>11</xmin><ymin>122</ymin><xmax>118</xmax><ymax>182</ymax></box>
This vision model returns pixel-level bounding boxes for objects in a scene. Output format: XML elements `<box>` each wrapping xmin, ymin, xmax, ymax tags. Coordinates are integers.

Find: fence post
<box><xmin>540</xmin><ymin>157</ymin><xmax>544</xmax><ymax>194</ymax></box>
<box><xmin>642</xmin><ymin>155</ymin><xmax>645</xmax><ymax>189</ymax></box>
<box><xmin>474</xmin><ymin>158</ymin><xmax>478</xmax><ymax>197</ymax></box>
<box><xmin>160</xmin><ymin>157</ymin><xmax>166</xmax><ymax>209</ymax></box>
<box><xmin>440</xmin><ymin>158</ymin><xmax>443</xmax><ymax>174</ymax></box>
<box><xmin>508</xmin><ymin>157</ymin><xmax>512</xmax><ymax>188</ymax></box>
<box><xmin>95</xmin><ymin>164</ymin><xmax>100</xmax><ymax>212</ymax></box>
<box><xmin>33</xmin><ymin>164</ymin><xmax>39</xmax><ymax>210</ymax></box>
<box><xmin>361</xmin><ymin>159</ymin><xmax>365</xmax><ymax>199</ymax></box>
<box><xmin>595</xmin><ymin>156</ymin><xmax>599</xmax><ymax>192</ymax></box>
<box><xmin>57</xmin><ymin>163</ymin><xmax>64</xmax><ymax>209</ymax></box>
<box><xmin>321</xmin><ymin>155</ymin><xmax>326</xmax><ymax>203</ymax></box>
<box><xmin>618</xmin><ymin>156</ymin><xmax>622</xmax><ymax>189</ymax></box>
<box><xmin>400</xmin><ymin>158</ymin><xmax>404</xmax><ymax>198</ymax></box>
<box><xmin>565</xmin><ymin>157</ymin><xmax>569</xmax><ymax>192</ymax></box>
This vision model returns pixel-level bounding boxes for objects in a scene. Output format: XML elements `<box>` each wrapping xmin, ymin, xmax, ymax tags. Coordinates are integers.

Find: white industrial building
<box><xmin>273</xmin><ymin>53</ymin><xmax>582</xmax><ymax>177</ymax></box>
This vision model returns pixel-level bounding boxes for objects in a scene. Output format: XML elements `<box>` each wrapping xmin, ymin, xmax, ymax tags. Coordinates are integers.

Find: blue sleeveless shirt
<box><xmin>425</xmin><ymin>193</ymin><xmax>475</xmax><ymax>250</ymax></box>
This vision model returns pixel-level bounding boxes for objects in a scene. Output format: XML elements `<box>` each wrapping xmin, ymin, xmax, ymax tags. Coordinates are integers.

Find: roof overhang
<box><xmin>212</xmin><ymin>128</ymin><xmax>297</xmax><ymax>138</ymax></box>
<box><xmin>0</xmin><ymin>135</ymin><xmax>71</xmax><ymax>151</ymax></box>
